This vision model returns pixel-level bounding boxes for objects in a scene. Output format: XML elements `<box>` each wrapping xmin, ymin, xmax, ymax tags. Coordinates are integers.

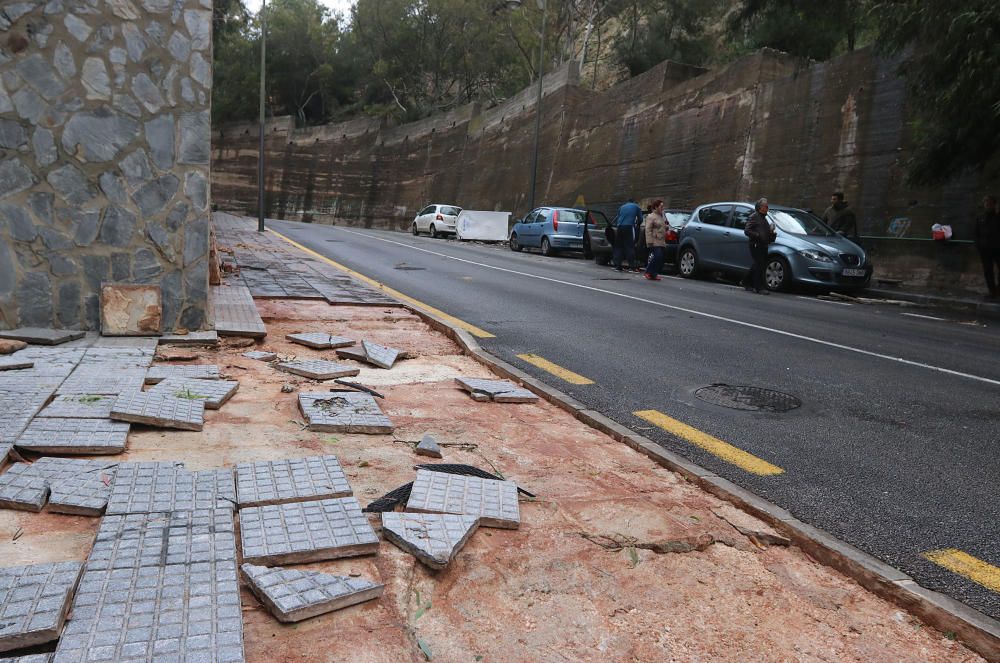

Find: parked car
<box><xmin>587</xmin><ymin>208</ymin><xmax>691</xmax><ymax>269</ymax></box>
<box><xmin>676</xmin><ymin>202</ymin><xmax>872</xmax><ymax>291</ymax></box>
<box><xmin>509</xmin><ymin>207</ymin><xmax>599</xmax><ymax>256</ymax></box>
<box><xmin>412</xmin><ymin>204</ymin><xmax>462</xmax><ymax>237</ymax></box>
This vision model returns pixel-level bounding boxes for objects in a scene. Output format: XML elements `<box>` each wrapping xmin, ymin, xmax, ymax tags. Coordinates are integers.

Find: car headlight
<box><xmin>799</xmin><ymin>249</ymin><xmax>833</xmax><ymax>262</ymax></box>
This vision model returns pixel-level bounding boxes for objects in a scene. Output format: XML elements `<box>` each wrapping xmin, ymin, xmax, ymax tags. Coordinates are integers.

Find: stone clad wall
<box><xmin>0</xmin><ymin>0</ymin><xmax>212</xmax><ymax>332</ymax></box>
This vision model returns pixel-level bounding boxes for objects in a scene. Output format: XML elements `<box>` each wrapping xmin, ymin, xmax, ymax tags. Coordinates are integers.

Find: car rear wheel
<box><xmin>765</xmin><ymin>255</ymin><xmax>792</xmax><ymax>291</ymax></box>
<box><xmin>541</xmin><ymin>237</ymin><xmax>555</xmax><ymax>257</ymax></box>
<box><xmin>430</xmin><ymin>224</ymin><xmax>438</xmax><ymax>238</ymax></box>
<box><xmin>509</xmin><ymin>233</ymin><xmax>522</xmax><ymax>252</ymax></box>
<box><xmin>411</xmin><ymin>223</ymin><xmax>419</xmax><ymax>236</ymax></box>
<box><xmin>594</xmin><ymin>251</ymin><xmax>610</xmax><ymax>266</ymax></box>
<box><xmin>678</xmin><ymin>247</ymin><xmax>698</xmax><ymax>278</ymax></box>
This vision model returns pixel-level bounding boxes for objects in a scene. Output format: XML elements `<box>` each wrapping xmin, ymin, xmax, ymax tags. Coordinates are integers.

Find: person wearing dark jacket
<box><xmin>974</xmin><ymin>195</ymin><xmax>1000</xmax><ymax>298</ymax></box>
<box><xmin>613</xmin><ymin>198</ymin><xmax>642</xmax><ymax>272</ymax></box>
<box><xmin>823</xmin><ymin>192</ymin><xmax>858</xmax><ymax>240</ymax></box>
<box><xmin>744</xmin><ymin>197</ymin><xmax>776</xmax><ymax>294</ymax></box>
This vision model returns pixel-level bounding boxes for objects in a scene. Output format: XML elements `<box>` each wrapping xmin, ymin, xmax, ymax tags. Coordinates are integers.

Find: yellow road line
<box><xmin>268</xmin><ymin>229</ymin><xmax>495</xmax><ymax>338</ymax></box>
<box><xmin>516</xmin><ymin>354</ymin><xmax>594</xmax><ymax>385</ymax></box>
<box><xmin>924</xmin><ymin>549</ymin><xmax>1000</xmax><ymax>593</ymax></box>
<box><xmin>633</xmin><ymin>410</ymin><xmax>784</xmax><ymax>476</ymax></box>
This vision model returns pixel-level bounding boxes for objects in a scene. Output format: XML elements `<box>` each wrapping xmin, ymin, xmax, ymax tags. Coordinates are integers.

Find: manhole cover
<box><xmin>695</xmin><ymin>384</ymin><xmax>801</xmax><ymax>412</ymax></box>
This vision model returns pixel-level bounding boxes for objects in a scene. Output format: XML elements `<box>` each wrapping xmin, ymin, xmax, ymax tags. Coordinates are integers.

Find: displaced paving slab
<box><xmin>236</xmin><ymin>456</ymin><xmax>352</xmax><ymax>507</ymax></box>
<box><xmin>56</xmin><ymin>372</ymin><xmax>146</xmax><ymax>396</ymax></box>
<box><xmin>0</xmin><ymin>465</ymin><xmax>49</xmax><ymax>512</ymax></box>
<box><xmin>360</xmin><ymin>340</ymin><xmax>400</xmax><ymax>369</ymax></box>
<box><xmin>158</xmin><ymin>330</ymin><xmax>220</xmax><ymax>346</ymax></box>
<box><xmin>146</xmin><ymin>378</ymin><xmax>239</xmax><ymax>410</ymax></box>
<box><xmin>286</xmin><ymin>333</ymin><xmax>355</xmax><ymax>349</ymax></box>
<box><xmin>242</xmin><ymin>350</ymin><xmax>277</xmax><ymax>362</ymax></box>
<box><xmin>454</xmin><ymin>377</ymin><xmax>539</xmax><ymax>403</ymax></box>
<box><xmin>15</xmin><ymin>419</ymin><xmax>129</xmax><ymax>455</ymax></box>
<box><xmin>48</xmin><ymin>470</ymin><xmax>119</xmax><ymax>517</ymax></box>
<box><xmin>407</xmin><ymin>469</ymin><xmax>520</xmax><ymax>529</ymax></box>
<box><xmin>35</xmin><ymin>394</ymin><xmax>116</xmax><ymax>419</ymax></box>
<box><xmin>334</xmin><ymin>346</ymin><xmax>369</xmax><ymax>362</ymax></box>
<box><xmin>381</xmin><ymin>512</ymin><xmax>479</xmax><ymax>570</ymax></box>
<box><xmin>0</xmin><ymin>329</ymin><xmax>85</xmax><ymax>346</ymax></box>
<box><xmin>105</xmin><ymin>464</ymin><xmax>234</xmax><ymax>514</ymax></box>
<box><xmin>276</xmin><ymin>359</ymin><xmax>359</xmax><ymax>380</ymax></box>
<box><xmin>144</xmin><ymin>363</ymin><xmax>221</xmax><ymax>384</ymax></box>
<box><xmin>110</xmin><ymin>391</ymin><xmax>205</xmax><ymax>431</ymax></box>
<box><xmin>239</xmin><ymin>497</ymin><xmax>379</xmax><ymax>565</ymax></box>
<box><xmin>0</xmin><ymin>459</ymin><xmax>118</xmax><ymax>513</ymax></box>
<box><xmin>240</xmin><ymin>563</ymin><xmax>383</xmax><ymax>623</ymax></box>
<box><xmin>0</xmin><ymin>562</ymin><xmax>83</xmax><ymax>653</ymax></box>
<box><xmin>0</xmin><ymin>358</ymin><xmax>33</xmax><ymax>371</ymax></box>
<box><xmin>0</xmin><ymin>393</ymin><xmax>51</xmax><ymax>444</ymax></box>
<box><xmin>298</xmin><ymin>392</ymin><xmax>393</xmax><ymax>434</ymax></box>
<box><xmin>0</xmin><ymin>654</ymin><xmax>53</xmax><ymax>662</ymax></box>
<box><xmin>212</xmin><ymin>284</ymin><xmax>267</xmax><ymax>338</ymax></box>
<box><xmin>415</xmin><ymin>434</ymin><xmax>443</xmax><ymax>458</ymax></box>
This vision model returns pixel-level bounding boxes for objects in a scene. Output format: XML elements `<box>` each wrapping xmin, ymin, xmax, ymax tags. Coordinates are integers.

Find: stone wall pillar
<box><xmin>0</xmin><ymin>0</ymin><xmax>212</xmax><ymax>331</ymax></box>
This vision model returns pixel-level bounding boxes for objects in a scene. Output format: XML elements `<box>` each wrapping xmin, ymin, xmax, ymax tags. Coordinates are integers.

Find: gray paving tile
<box><xmin>454</xmin><ymin>377</ymin><xmax>539</xmax><ymax>403</ymax></box>
<box><xmin>0</xmin><ymin>393</ymin><xmax>51</xmax><ymax>444</ymax></box>
<box><xmin>406</xmin><ymin>469</ymin><xmax>520</xmax><ymax>529</ymax></box>
<box><xmin>239</xmin><ymin>497</ymin><xmax>379</xmax><ymax>565</ymax></box>
<box><xmin>0</xmin><ymin>562</ymin><xmax>83</xmax><ymax>653</ymax></box>
<box><xmin>235</xmin><ymin>456</ymin><xmax>352</xmax><ymax>507</ymax></box>
<box><xmin>285</xmin><ymin>333</ymin><xmax>354</xmax><ymax>350</ymax></box>
<box><xmin>48</xmin><ymin>470</ymin><xmax>119</xmax><ymax>517</ymax></box>
<box><xmin>242</xmin><ymin>350</ymin><xmax>277</xmax><ymax>362</ymax></box>
<box><xmin>158</xmin><ymin>331</ymin><xmax>220</xmax><ymax>346</ymax></box>
<box><xmin>0</xmin><ymin>329</ymin><xmax>86</xmax><ymax>346</ymax></box>
<box><xmin>15</xmin><ymin>419</ymin><xmax>129</xmax><ymax>455</ymax></box>
<box><xmin>0</xmin><ymin>466</ymin><xmax>48</xmax><ymax>511</ymax></box>
<box><xmin>0</xmin><ymin>358</ymin><xmax>33</xmax><ymax>371</ymax></box>
<box><xmin>415</xmin><ymin>434</ymin><xmax>443</xmax><ymax>458</ymax></box>
<box><xmin>36</xmin><ymin>394</ymin><xmax>116</xmax><ymax>419</ymax></box>
<box><xmin>146</xmin><ymin>378</ymin><xmax>239</xmax><ymax>410</ymax></box>
<box><xmin>106</xmin><ymin>464</ymin><xmax>234</xmax><ymax>515</ymax></box>
<box><xmin>335</xmin><ymin>346</ymin><xmax>370</xmax><ymax>363</ymax></box>
<box><xmin>212</xmin><ymin>284</ymin><xmax>266</xmax><ymax>339</ymax></box>
<box><xmin>56</xmin><ymin>371</ymin><xmax>146</xmax><ymax>396</ymax></box>
<box><xmin>240</xmin><ymin>563</ymin><xmax>383</xmax><ymax>623</ymax></box>
<box><xmin>0</xmin><ymin>459</ymin><xmax>118</xmax><ymax>514</ymax></box>
<box><xmin>381</xmin><ymin>512</ymin><xmax>480</xmax><ymax>569</ymax></box>
<box><xmin>0</xmin><ymin>653</ymin><xmax>53</xmax><ymax>662</ymax></box>
<box><xmin>144</xmin><ymin>364</ymin><xmax>221</xmax><ymax>384</ymax></box>
<box><xmin>298</xmin><ymin>392</ymin><xmax>393</xmax><ymax>434</ymax></box>
<box><xmin>360</xmin><ymin>341</ymin><xmax>400</xmax><ymax>369</ymax></box>
<box><xmin>110</xmin><ymin>392</ymin><xmax>205</xmax><ymax>431</ymax></box>
<box><xmin>276</xmin><ymin>360</ymin><xmax>359</xmax><ymax>380</ymax></box>
<box><xmin>90</xmin><ymin>337</ymin><xmax>160</xmax><ymax>351</ymax></box>
<box><xmin>0</xmin><ymin>444</ymin><xmax>10</xmax><ymax>468</ymax></box>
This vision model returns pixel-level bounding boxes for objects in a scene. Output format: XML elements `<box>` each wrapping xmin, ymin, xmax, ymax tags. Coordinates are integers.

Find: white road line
<box><xmin>319</xmin><ymin>227</ymin><xmax>1000</xmax><ymax>388</ymax></box>
<box><xmin>901</xmin><ymin>312</ymin><xmax>948</xmax><ymax>322</ymax></box>
<box><xmin>797</xmin><ymin>295</ymin><xmax>853</xmax><ymax>307</ymax></box>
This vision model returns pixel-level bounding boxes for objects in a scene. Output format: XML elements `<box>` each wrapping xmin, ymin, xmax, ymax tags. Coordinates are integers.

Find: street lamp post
<box><xmin>257</xmin><ymin>0</ymin><xmax>267</xmax><ymax>233</ymax></box>
<box><xmin>527</xmin><ymin>0</ymin><xmax>546</xmax><ymax>212</ymax></box>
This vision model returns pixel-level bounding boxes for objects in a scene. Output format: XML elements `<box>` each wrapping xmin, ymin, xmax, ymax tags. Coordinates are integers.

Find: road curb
<box><xmin>403</xmin><ymin>300</ymin><xmax>1000</xmax><ymax>661</ymax></box>
<box><xmin>864</xmin><ymin>287</ymin><xmax>1000</xmax><ymax>321</ymax></box>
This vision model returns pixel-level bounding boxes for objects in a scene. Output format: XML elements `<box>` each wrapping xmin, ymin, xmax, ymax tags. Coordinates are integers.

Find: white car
<box><xmin>412</xmin><ymin>204</ymin><xmax>462</xmax><ymax>238</ymax></box>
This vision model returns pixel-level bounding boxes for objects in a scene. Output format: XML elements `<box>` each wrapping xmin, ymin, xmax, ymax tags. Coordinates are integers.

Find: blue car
<box><xmin>509</xmin><ymin>207</ymin><xmax>590</xmax><ymax>257</ymax></box>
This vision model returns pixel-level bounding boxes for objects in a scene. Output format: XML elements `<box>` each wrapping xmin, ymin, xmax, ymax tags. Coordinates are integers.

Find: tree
<box><xmin>732</xmin><ymin>0</ymin><xmax>871</xmax><ymax>60</ymax></box>
<box><xmin>874</xmin><ymin>1</ymin><xmax>1000</xmax><ymax>184</ymax></box>
<box><xmin>613</xmin><ymin>0</ymin><xmax>716</xmax><ymax>76</ymax></box>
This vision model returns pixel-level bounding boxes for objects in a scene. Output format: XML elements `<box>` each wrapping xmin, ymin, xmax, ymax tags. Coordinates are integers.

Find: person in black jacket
<box><xmin>974</xmin><ymin>194</ymin><xmax>1000</xmax><ymax>298</ymax></box>
<box><xmin>743</xmin><ymin>198</ymin><xmax>776</xmax><ymax>294</ymax></box>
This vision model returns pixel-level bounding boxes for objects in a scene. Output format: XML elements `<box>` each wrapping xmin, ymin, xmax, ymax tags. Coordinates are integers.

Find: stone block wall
<box><xmin>0</xmin><ymin>0</ymin><xmax>212</xmax><ymax>332</ymax></box>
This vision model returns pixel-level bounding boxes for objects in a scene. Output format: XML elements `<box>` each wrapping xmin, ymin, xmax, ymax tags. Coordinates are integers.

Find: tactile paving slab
<box><xmin>285</xmin><ymin>333</ymin><xmax>355</xmax><ymax>350</ymax></box>
<box><xmin>0</xmin><ymin>392</ymin><xmax>51</xmax><ymax>444</ymax></box>
<box><xmin>0</xmin><ymin>562</ymin><xmax>83</xmax><ymax>653</ymax></box>
<box><xmin>239</xmin><ymin>497</ymin><xmax>379</xmax><ymax>565</ymax></box>
<box><xmin>0</xmin><ymin>328</ymin><xmax>86</xmax><ymax>346</ymax></box>
<box><xmin>0</xmin><ymin>465</ymin><xmax>49</xmax><ymax>511</ymax></box>
<box><xmin>36</xmin><ymin>394</ymin><xmax>116</xmax><ymax>419</ymax></box>
<box><xmin>242</xmin><ymin>351</ymin><xmax>277</xmax><ymax>362</ymax></box>
<box><xmin>56</xmin><ymin>372</ymin><xmax>146</xmax><ymax>396</ymax></box>
<box><xmin>454</xmin><ymin>377</ymin><xmax>539</xmax><ymax>403</ymax></box>
<box><xmin>0</xmin><ymin>459</ymin><xmax>118</xmax><ymax>513</ymax></box>
<box><xmin>0</xmin><ymin>358</ymin><xmax>33</xmax><ymax>371</ymax></box>
<box><xmin>146</xmin><ymin>378</ymin><xmax>239</xmax><ymax>410</ymax></box>
<box><xmin>48</xmin><ymin>470</ymin><xmax>120</xmax><ymax>517</ymax></box>
<box><xmin>298</xmin><ymin>392</ymin><xmax>393</xmax><ymax>434</ymax></box>
<box><xmin>110</xmin><ymin>391</ymin><xmax>205</xmax><ymax>431</ymax></box>
<box><xmin>276</xmin><ymin>360</ymin><xmax>359</xmax><ymax>380</ymax></box>
<box><xmin>144</xmin><ymin>364</ymin><xmax>221</xmax><ymax>384</ymax></box>
<box><xmin>0</xmin><ymin>653</ymin><xmax>53</xmax><ymax>662</ymax></box>
<box><xmin>15</xmin><ymin>419</ymin><xmax>129</xmax><ymax>455</ymax></box>
<box><xmin>406</xmin><ymin>469</ymin><xmax>520</xmax><ymax>529</ymax></box>
<box><xmin>236</xmin><ymin>456</ymin><xmax>352</xmax><ymax>507</ymax></box>
<box><xmin>381</xmin><ymin>512</ymin><xmax>480</xmax><ymax>569</ymax></box>
<box><xmin>240</xmin><ymin>563</ymin><xmax>383</xmax><ymax>623</ymax></box>
<box><xmin>105</xmin><ymin>464</ymin><xmax>235</xmax><ymax>515</ymax></box>
<box><xmin>360</xmin><ymin>341</ymin><xmax>400</xmax><ymax>369</ymax></box>
<box><xmin>212</xmin><ymin>284</ymin><xmax>267</xmax><ymax>339</ymax></box>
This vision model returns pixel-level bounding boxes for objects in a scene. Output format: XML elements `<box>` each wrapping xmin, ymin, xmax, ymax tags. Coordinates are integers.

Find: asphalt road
<box><xmin>269</xmin><ymin>219</ymin><xmax>1000</xmax><ymax>620</ymax></box>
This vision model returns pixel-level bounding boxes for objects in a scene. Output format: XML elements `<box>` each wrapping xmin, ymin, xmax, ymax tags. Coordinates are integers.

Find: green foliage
<box><xmin>873</xmin><ymin>1</ymin><xmax>1000</xmax><ymax>184</ymax></box>
<box><xmin>613</xmin><ymin>0</ymin><xmax>717</xmax><ymax>75</ymax></box>
<box><xmin>731</xmin><ymin>0</ymin><xmax>871</xmax><ymax>60</ymax></box>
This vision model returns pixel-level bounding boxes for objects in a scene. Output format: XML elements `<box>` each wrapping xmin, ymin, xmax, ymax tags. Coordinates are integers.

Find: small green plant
<box><xmin>174</xmin><ymin>388</ymin><xmax>206</xmax><ymax>401</ymax></box>
<box><xmin>325</xmin><ymin>436</ymin><xmax>339</xmax><ymax>445</ymax></box>
<box><xmin>78</xmin><ymin>394</ymin><xmax>102</xmax><ymax>403</ymax></box>
<box><xmin>416</xmin><ymin>638</ymin><xmax>432</xmax><ymax>660</ymax></box>
<box><xmin>627</xmin><ymin>547</ymin><xmax>640</xmax><ymax>568</ymax></box>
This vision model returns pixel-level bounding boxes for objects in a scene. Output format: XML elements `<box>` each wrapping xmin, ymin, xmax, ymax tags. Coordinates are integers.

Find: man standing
<box><xmin>974</xmin><ymin>195</ymin><xmax>1000</xmax><ymax>299</ymax></box>
<box><xmin>613</xmin><ymin>198</ymin><xmax>642</xmax><ymax>272</ymax></box>
<box><xmin>823</xmin><ymin>192</ymin><xmax>858</xmax><ymax>240</ymax></box>
<box><xmin>744</xmin><ymin>198</ymin><xmax>776</xmax><ymax>294</ymax></box>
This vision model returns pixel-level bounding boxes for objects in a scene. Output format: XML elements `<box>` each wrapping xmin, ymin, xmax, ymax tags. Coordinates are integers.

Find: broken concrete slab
<box><xmin>275</xmin><ymin>359</ymin><xmax>360</xmax><ymax>380</ymax></box>
<box><xmin>360</xmin><ymin>340</ymin><xmax>399</xmax><ymax>369</ymax></box>
<box><xmin>240</xmin><ymin>563</ymin><xmax>383</xmax><ymax>623</ymax></box>
<box><xmin>35</xmin><ymin>394</ymin><xmax>116</xmax><ymax>419</ymax></box>
<box><xmin>0</xmin><ymin>562</ymin><xmax>83</xmax><ymax>653</ymax></box>
<box><xmin>14</xmin><ymin>418</ymin><xmax>129</xmax><ymax>454</ymax></box>
<box><xmin>381</xmin><ymin>512</ymin><xmax>479</xmax><ymax>570</ymax></box>
<box><xmin>144</xmin><ymin>363</ymin><xmax>221</xmax><ymax>384</ymax></box>
<box><xmin>0</xmin><ymin>329</ymin><xmax>86</xmax><ymax>346</ymax></box>
<box><xmin>104</xmin><ymin>463</ymin><xmax>234</xmax><ymax>515</ymax></box>
<box><xmin>146</xmin><ymin>377</ymin><xmax>239</xmax><ymax>409</ymax></box>
<box><xmin>212</xmin><ymin>284</ymin><xmax>266</xmax><ymax>338</ymax></box>
<box><xmin>286</xmin><ymin>332</ymin><xmax>355</xmax><ymax>350</ymax></box>
<box><xmin>298</xmin><ymin>392</ymin><xmax>393</xmax><ymax>434</ymax></box>
<box><xmin>0</xmin><ymin>465</ymin><xmax>49</xmax><ymax>511</ymax></box>
<box><xmin>242</xmin><ymin>350</ymin><xmax>277</xmax><ymax>361</ymax></box>
<box><xmin>0</xmin><ymin>458</ymin><xmax>118</xmax><ymax>513</ymax></box>
<box><xmin>236</xmin><ymin>455</ymin><xmax>352</xmax><ymax>507</ymax></box>
<box><xmin>407</xmin><ymin>469</ymin><xmax>520</xmax><ymax>529</ymax></box>
<box><xmin>454</xmin><ymin>377</ymin><xmax>539</xmax><ymax>403</ymax></box>
<box><xmin>110</xmin><ymin>391</ymin><xmax>205</xmax><ymax>431</ymax></box>
<box><xmin>415</xmin><ymin>434</ymin><xmax>443</xmax><ymax>458</ymax></box>
<box><xmin>0</xmin><ymin>358</ymin><xmax>33</xmax><ymax>371</ymax></box>
<box><xmin>99</xmin><ymin>283</ymin><xmax>162</xmax><ymax>336</ymax></box>
<box><xmin>239</xmin><ymin>497</ymin><xmax>379</xmax><ymax>565</ymax></box>
<box><xmin>711</xmin><ymin>503</ymin><xmax>791</xmax><ymax>547</ymax></box>
<box><xmin>48</xmin><ymin>467</ymin><xmax>120</xmax><ymax>516</ymax></box>
<box><xmin>158</xmin><ymin>330</ymin><xmax>220</xmax><ymax>345</ymax></box>
<box><xmin>335</xmin><ymin>346</ymin><xmax>370</xmax><ymax>363</ymax></box>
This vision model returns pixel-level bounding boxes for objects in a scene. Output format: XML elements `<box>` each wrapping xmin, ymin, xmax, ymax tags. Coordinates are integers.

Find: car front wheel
<box><xmin>678</xmin><ymin>247</ymin><xmax>698</xmax><ymax>278</ymax></box>
<box><xmin>411</xmin><ymin>223</ymin><xmax>419</xmax><ymax>235</ymax></box>
<box><xmin>509</xmin><ymin>233</ymin><xmax>522</xmax><ymax>252</ymax></box>
<box><xmin>541</xmin><ymin>237</ymin><xmax>555</xmax><ymax>257</ymax></box>
<box><xmin>765</xmin><ymin>256</ymin><xmax>792</xmax><ymax>291</ymax></box>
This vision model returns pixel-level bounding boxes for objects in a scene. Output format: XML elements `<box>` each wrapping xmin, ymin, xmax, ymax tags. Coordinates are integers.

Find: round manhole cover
<box><xmin>695</xmin><ymin>384</ymin><xmax>801</xmax><ymax>412</ymax></box>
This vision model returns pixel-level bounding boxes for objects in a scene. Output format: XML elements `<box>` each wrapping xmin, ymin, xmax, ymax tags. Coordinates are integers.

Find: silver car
<box><xmin>676</xmin><ymin>202</ymin><xmax>872</xmax><ymax>291</ymax></box>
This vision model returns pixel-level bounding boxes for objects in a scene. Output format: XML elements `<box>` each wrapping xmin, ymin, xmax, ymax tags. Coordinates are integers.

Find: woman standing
<box><xmin>643</xmin><ymin>199</ymin><xmax>667</xmax><ymax>280</ymax></box>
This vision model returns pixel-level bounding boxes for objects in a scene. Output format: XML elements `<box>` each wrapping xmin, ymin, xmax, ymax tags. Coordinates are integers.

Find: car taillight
<box><xmin>436</xmin><ymin>213</ymin><xmax>444</xmax><ymax>221</ymax></box>
<box><xmin>666</xmin><ymin>229</ymin><xmax>678</xmax><ymax>242</ymax></box>
<box><xmin>552</xmin><ymin>210</ymin><xmax>559</xmax><ymax>231</ymax></box>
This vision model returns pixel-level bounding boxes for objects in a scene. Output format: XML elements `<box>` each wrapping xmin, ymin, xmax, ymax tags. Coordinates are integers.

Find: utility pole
<box><xmin>528</xmin><ymin>0</ymin><xmax>547</xmax><ymax>211</ymax></box>
<box><xmin>257</xmin><ymin>0</ymin><xmax>267</xmax><ymax>233</ymax></box>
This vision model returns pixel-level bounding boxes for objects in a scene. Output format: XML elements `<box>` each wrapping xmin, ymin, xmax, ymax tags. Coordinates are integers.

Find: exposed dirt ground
<box><xmin>0</xmin><ymin>300</ymin><xmax>983</xmax><ymax>662</ymax></box>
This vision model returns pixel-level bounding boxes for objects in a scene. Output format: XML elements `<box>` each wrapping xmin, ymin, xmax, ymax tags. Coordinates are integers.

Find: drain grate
<box><xmin>393</xmin><ymin>264</ymin><xmax>425</xmax><ymax>271</ymax></box>
<box><xmin>695</xmin><ymin>384</ymin><xmax>801</xmax><ymax>412</ymax></box>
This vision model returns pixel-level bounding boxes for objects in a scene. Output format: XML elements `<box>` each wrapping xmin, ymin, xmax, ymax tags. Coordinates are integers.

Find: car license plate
<box><xmin>842</xmin><ymin>268</ymin><xmax>866</xmax><ymax>277</ymax></box>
